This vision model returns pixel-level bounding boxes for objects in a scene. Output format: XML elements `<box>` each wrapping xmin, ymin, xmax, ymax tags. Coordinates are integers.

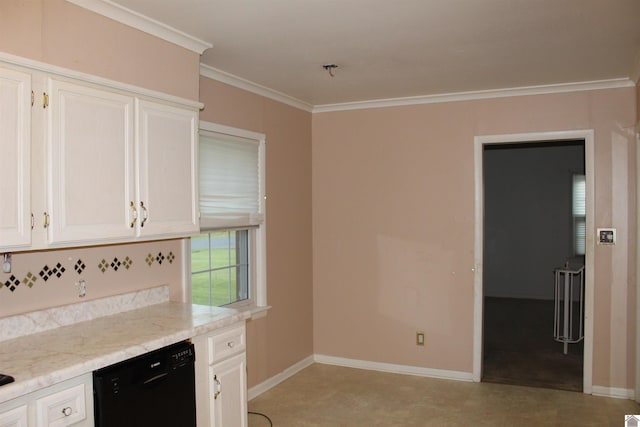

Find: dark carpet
<box><xmin>482</xmin><ymin>297</ymin><xmax>583</xmax><ymax>392</ymax></box>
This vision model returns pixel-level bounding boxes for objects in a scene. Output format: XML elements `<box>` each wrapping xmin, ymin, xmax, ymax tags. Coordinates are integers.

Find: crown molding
<box><xmin>200</xmin><ymin>64</ymin><xmax>313</xmax><ymax>112</ymax></box>
<box><xmin>65</xmin><ymin>0</ymin><xmax>639</xmax><ymax>109</ymax></box>
<box><xmin>66</xmin><ymin>0</ymin><xmax>211</xmax><ymax>54</ymax></box>
<box><xmin>312</xmin><ymin>78</ymin><xmax>635</xmax><ymax>113</ymax></box>
<box><xmin>198</xmin><ymin>63</ymin><xmax>634</xmax><ymax>114</ymax></box>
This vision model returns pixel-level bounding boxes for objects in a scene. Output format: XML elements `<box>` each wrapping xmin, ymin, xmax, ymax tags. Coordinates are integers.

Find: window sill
<box><xmin>212</xmin><ymin>302</ymin><xmax>270</xmax><ymax>320</ymax></box>
<box><xmin>248</xmin><ymin>304</ymin><xmax>271</xmax><ymax>320</ymax></box>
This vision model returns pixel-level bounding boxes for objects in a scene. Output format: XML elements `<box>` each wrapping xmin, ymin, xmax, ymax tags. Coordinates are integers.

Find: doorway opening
<box><xmin>472</xmin><ymin>130</ymin><xmax>594</xmax><ymax>394</ymax></box>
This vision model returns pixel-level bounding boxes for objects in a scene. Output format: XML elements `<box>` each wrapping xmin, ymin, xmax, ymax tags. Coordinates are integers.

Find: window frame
<box><xmin>184</xmin><ymin>121</ymin><xmax>267</xmax><ymax>317</ymax></box>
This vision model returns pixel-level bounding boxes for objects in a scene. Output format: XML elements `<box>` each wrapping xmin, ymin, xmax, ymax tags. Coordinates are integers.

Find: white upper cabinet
<box><xmin>46</xmin><ymin>79</ymin><xmax>199</xmax><ymax>246</ymax></box>
<box><xmin>135</xmin><ymin>99</ymin><xmax>199</xmax><ymax>237</ymax></box>
<box><xmin>0</xmin><ymin>56</ymin><xmax>201</xmax><ymax>252</ymax></box>
<box><xmin>0</xmin><ymin>67</ymin><xmax>31</xmax><ymax>249</ymax></box>
<box><xmin>47</xmin><ymin>78</ymin><xmax>136</xmax><ymax>244</ymax></box>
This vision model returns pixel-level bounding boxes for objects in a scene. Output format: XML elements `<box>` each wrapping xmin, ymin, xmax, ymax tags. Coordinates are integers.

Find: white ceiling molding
<box><xmin>200</xmin><ymin>63</ymin><xmax>634</xmax><ymax>114</ymax></box>
<box><xmin>65</xmin><ymin>0</ymin><xmax>211</xmax><ymax>54</ymax></box>
<box><xmin>200</xmin><ymin>64</ymin><xmax>313</xmax><ymax>113</ymax></box>
<box><xmin>312</xmin><ymin>79</ymin><xmax>636</xmax><ymax>113</ymax></box>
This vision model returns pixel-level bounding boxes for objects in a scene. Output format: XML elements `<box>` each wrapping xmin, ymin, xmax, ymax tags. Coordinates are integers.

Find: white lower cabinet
<box><xmin>210</xmin><ymin>354</ymin><xmax>247</xmax><ymax>427</ymax></box>
<box><xmin>0</xmin><ymin>404</ymin><xmax>28</xmax><ymax>427</ymax></box>
<box><xmin>0</xmin><ymin>374</ymin><xmax>93</xmax><ymax>427</ymax></box>
<box><xmin>194</xmin><ymin>322</ymin><xmax>247</xmax><ymax>427</ymax></box>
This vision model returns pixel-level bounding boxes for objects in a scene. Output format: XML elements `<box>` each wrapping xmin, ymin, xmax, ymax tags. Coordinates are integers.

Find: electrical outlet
<box><xmin>77</xmin><ymin>279</ymin><xmax>87</xmax><ymax>298</ymax></box>
<box><xmin>2</xmin><ymin>253</ymin><xmax>11</xmax><ymax>273</ymax></box>
<box><xmin>416</xmin><ymin>332</ymin><xmax>425</xmax><ymax>346</ymax></box>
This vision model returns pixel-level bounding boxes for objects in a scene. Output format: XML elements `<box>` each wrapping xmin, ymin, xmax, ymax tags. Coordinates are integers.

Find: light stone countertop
<box><xmin>0</xmin><ymin>293</ymin><xmax>249</xmax><ymax>404</ymax></box>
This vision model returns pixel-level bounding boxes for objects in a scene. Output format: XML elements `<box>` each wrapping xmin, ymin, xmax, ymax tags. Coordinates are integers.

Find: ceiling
<box><xmin>106</xmin><ymin>0</ymin><xmax>640</xmax><ymax>107</ymax></box>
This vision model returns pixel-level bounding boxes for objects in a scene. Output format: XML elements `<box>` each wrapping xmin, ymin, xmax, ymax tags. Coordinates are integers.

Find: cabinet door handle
<box><xmin>129</xmin><ymin>201</ymin><xmax>138</xmax><ymax>228</ymax></box>
<box><xmin>43</xmin><ymin>212</ymin><xmax>49</xmax><ymax>228</ymax></box>
<box><xmin>140</xmin><ymin>201</ymin><xmax>148</xmax><ymax>227</ymax></box>
<box><xmin>42</xmin><ymin>92</ymin><xmax>49</xmax><ymax>108</ymax></box>
<box><xmin>213</xmin><ymin>374</ymin><xmax>221</xmax><ymax>400</ymax></box>
<box><xmin>31</xmin><ymin>213</ymin><xmax>34</xmax><ymax>230</ymax></box>
<box><xmin>61</xmin><ymin>406</ymin><xmax>72</xmax><ymax>417</ymax></box>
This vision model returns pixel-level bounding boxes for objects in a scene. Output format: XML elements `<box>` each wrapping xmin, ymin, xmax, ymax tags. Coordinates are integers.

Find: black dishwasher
<box><xmin>93</xmin><ymin>340</ymin><xmax>196</xmax><ymax>427</ymax></box>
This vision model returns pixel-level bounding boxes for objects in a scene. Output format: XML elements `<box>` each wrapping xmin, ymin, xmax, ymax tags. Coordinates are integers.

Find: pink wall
<box><xmin>312</xmin><ymin>88</ymin><xmax>637</xmax><ymax>390</ymax></box>
<box><xmin>0</xmin><ymin>0</ymin><xmax>200</xmax><ymax>315</ymax></box>
<box><xmin>0</xmin><ymin>0</ymin><xmax>199</xmax><ymax>100</ymax></box>
<box><xmin>199</xmin><ymin>77</ymin><xmax>314</xmax><ymax>388</ymax></box>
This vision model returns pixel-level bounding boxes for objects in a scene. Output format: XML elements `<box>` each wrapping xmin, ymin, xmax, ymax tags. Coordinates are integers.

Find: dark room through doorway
<box><xmin>481</xmin><ymin>140</ymin><xmax>585</xmax><ymax>392</ymax></box>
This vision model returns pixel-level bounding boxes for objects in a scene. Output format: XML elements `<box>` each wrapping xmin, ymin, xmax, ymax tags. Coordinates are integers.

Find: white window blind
<box><xmin>572</xmin><ymin>174</ymin><xmax>586</xmax><ymax>255</ymax></box>
<box><xmin>199</xmin><ymin>131</ymin><xmax>263</xmax><ymax>230</ymax></box>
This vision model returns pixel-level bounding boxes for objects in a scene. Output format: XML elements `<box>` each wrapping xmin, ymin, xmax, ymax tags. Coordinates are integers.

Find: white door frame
<box><xmin>636</xmin><ymin>126</ymin><xmax>640</xmax><ymax>402</ymax></box>
<box><xmin>472</xmin><ymin>129</ymin><xmax>595</xmax><ymax>394</ymax></box>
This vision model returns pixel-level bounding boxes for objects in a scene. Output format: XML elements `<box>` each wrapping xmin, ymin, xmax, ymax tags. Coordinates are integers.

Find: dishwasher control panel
<box><xmin>171</xmin><ymin>345</ymin><xmax>195</xmax><ymax>367</ymax></box>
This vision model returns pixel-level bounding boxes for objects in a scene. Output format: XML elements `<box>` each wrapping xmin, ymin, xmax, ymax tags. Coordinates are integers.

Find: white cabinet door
<box><xmin>0</xmin><ymin>67</ymin><xmax>31</xmax><ymax>249</ymax></box>
<box><xmin>0</xmin><ymin>405</ymin><xmax>28</xmax><ymax>427</ymax></box>
<box><xmin>135</xmin><ymin>99</ymin><xmax>198</xmax><ymax>237</ymax></box>
<box><xmin>210</xmin><ymin>353</ymin><xmax>247</xmax><ymax>427</ymax></box>
<box><xmin>0</xmin><ymin>374</ymin><xmax>92</xmax><ymax>427</ymax></box>
<box><xmin>47</xmin><ymin>78</ymin><xmax>135</xmax><ymax>244</ymax></box>
<box><xmin>194</xmin><ymin>323</ymin><xmax>248</xmax><ymax>427</ymax></box>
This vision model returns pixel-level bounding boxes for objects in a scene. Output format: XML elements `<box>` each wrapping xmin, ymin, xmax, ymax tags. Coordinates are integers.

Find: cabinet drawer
<box><xmin>35</xmin><ymin>383</ymin><xmax>86</xmax><ymax>427</ymax></box>
<box><xmin>0</xmin><ymin>405</ymin><xmax>28</xmax><ymax>427</ymax></box>
<box><xmin>209</xmin><ymin>325</ymin><xmax>246</xmax><ymax>363</ymax></box>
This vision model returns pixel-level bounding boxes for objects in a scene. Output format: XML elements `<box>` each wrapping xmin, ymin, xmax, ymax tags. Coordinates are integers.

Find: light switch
<box><xmin>597</xmin><ymin>228</ymin><xmax>616</xmax><ymax>245</ymax></box>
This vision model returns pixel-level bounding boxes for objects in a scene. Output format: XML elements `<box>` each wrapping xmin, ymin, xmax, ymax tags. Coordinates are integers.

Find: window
<box><xmin>191</xmin><ymin>122</ymin><xmax>266</xmax><ymax>310</ymax></box>
<box><xmin>572</xmin><ymin>174</ymin><xmax>586</xmax><ymax>255</ymax></box>
<box><xmin>192</xmin><ymin>230</ymin><xmax>249</xmax><ymax>306</ymax></box>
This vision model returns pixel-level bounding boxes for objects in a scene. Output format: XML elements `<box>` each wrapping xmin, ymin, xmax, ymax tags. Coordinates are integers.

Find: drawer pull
<box><xmin>213</xmin><ymin>374</ymin><xmax>221</xmax><ymax>400</ymax></box>
<box><xmin>227</xmin><ymin>341</ymin><xmax>234</xmax><ymax>348</ymax></box>
<box><xmin>61</xmin><ymin>406</ymin><xmax>72</xmax><ymax>417</ymax></box>
<box><xmin>129</xmin><ymin>201</ymin><xmax>138</xmax><ymax>228</ymax></box>
<box><xmin>140</xmin><ymin>201</ymin><xmax>148</xmax><ymax>227</ymax></box>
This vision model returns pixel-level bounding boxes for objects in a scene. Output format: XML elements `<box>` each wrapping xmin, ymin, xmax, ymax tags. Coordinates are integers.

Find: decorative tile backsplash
<box><xmin>2</xmin><ymin>251</ymin><xmax>175</xmax><ymax>293</ymax></box>
<box><xmin>74</xmin><ymin>260</ymin><xmax>86</xmax><ymax>274</ymax></box>
<box><xmin>39</xmin><ymin>263</ymin><xmax>65</xmax><ymax>282</ymax></box>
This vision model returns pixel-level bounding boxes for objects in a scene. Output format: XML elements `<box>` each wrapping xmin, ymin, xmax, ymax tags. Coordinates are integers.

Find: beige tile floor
<box><xmin>248</xmin><ymin>364</ymin><xmax>640</xmax><ymax>426</ymax></box>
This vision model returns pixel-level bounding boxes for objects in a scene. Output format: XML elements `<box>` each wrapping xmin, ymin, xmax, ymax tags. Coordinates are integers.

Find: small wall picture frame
<box><xmin>597</xmin><ymin>228</ymin><xmax>616</xmax><ymax>245</ymax></box>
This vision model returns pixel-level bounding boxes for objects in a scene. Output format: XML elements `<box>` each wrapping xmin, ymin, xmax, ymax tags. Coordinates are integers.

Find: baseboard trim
<box><xmin>247</xmin><ymin>355</ymin><xmax>314</xmax><ymax>401</ymax></box>
<box><xmin>248</xmin><ymin>354</ymin><xmax>638</xmax><ymax>402</ymax></box>
<box><xmin>591</xmin><ymin>386</ymin><xmax>635</xmax><ymax>400</ymax></box>
<box><xmin>313</xmin><ymin>354</ymin><xmax>474</xmax><ymax>382</ymax></box>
